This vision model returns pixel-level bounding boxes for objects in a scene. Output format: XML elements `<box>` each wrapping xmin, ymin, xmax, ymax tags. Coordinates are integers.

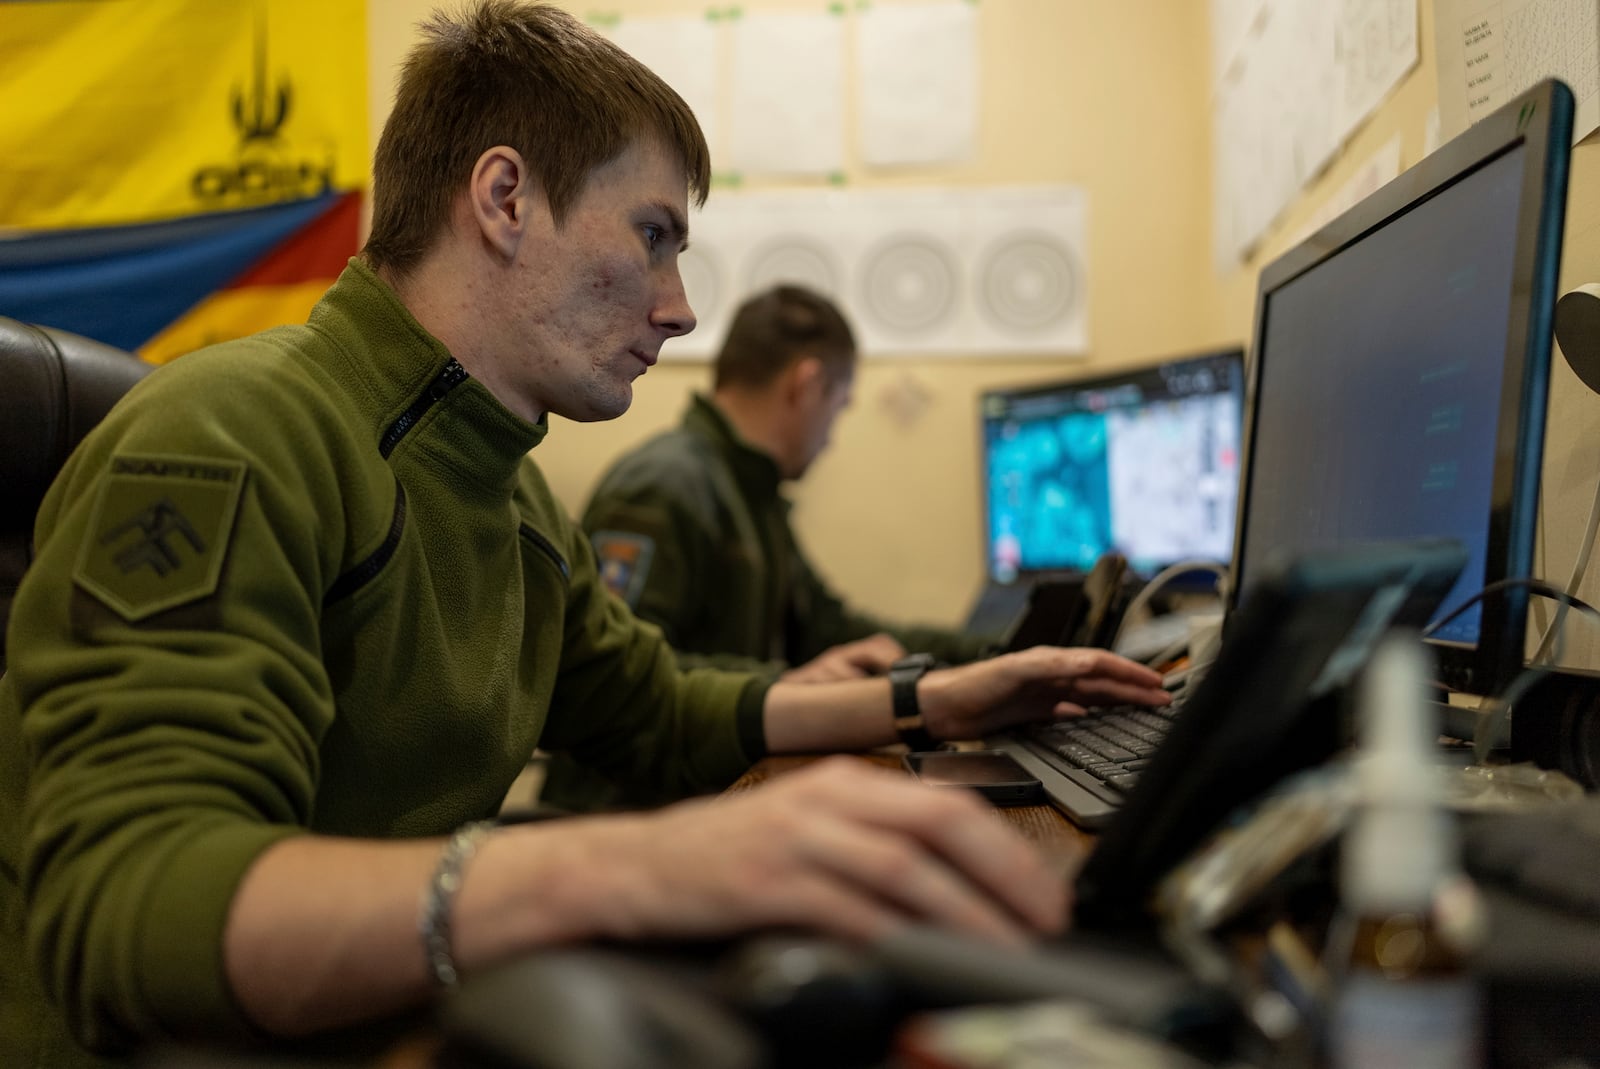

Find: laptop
<box><xmin>869</xmin><ymin>541</ymin><xmax>1469</xmax><ymax>1042</ymax></box>
<box><xmin>1068</xmin><ymin>540</ymin><xmax>1467</xmax><ymax>924</ymax></box>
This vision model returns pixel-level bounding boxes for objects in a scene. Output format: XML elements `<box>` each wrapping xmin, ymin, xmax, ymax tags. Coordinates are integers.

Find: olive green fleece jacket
<box><xmin>0</xmin><ymin>260</ymin><xmax>768</xmax><ymax>1067</ymax></box>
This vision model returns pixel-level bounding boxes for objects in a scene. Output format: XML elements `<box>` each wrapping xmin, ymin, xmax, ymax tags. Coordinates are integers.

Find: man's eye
<box><xmin>643</xmin><ymin>224</ymin><xmax>663</xmax><ymax>247</ymax></box>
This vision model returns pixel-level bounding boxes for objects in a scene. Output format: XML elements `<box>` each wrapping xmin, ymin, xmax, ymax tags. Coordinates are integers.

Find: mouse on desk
<box><xmin>438</xmin><ymin>948</ymin><xmax>766</xmax><ymax>1069</ymax></box>
<box><xmin>715</xmin><ymin>934</ymin><xmax>900</xmax><ymax>1068</ymax></box>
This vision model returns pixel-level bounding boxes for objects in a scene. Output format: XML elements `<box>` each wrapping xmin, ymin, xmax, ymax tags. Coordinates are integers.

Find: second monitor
<box><xmin>979</xmin><ymin>348</ymin><xmax>1246</xmax><ymax>584</ymax></box>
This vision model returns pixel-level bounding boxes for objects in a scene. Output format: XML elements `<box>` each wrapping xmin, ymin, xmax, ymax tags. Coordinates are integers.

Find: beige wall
<box><xmin>369</xmin><ymin>0</ymin><xmax>1600</xmax><ymax>665</ymax></box>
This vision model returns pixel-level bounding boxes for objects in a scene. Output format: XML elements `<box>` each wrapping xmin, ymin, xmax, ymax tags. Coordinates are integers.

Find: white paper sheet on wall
<box><xmin>1426</xmin><ymin>105</ymin><xmax>1444</xmax><ymax>154</ymax></box>
<box><xmin>1209</xmin><ymin>0</ymin><xmax>1418</xmax><ymax>265</ymax></box>
<box><xmin>964</xmin><ymin>186</ymin><xmax>1089</xmax><ymax>357</ymax></box>
<box><xmin>1213</xmin><ymin>0</ymin><xmax>1268</xmax><ymax>84</ymax></box>
<box><xmin>673</xmin><ymin>191</ymin><xmax>852</xmax><ymax>359</ymax></box>
<box><xmin>856</xmin><ymin>0</ymin><xmax>979</xmax><ymax>168</ymax></box>
<box><xmin>1211</xmin><ymin>4</ymin><xmax>1315</xmax><ymax>268</ymax></box>
<box><xmin>1433</xmin><ymin>0</ymin><xmax>1600</xmax><ymax>145</ymax></box>
<box><xmin>661</xmin><ymin>186</ymin><xmax>1088</xmax><ymax>360</ymax></box>
<box><xmin>603</xmin><ymin>14</ymin><xmax>723</xmax><ymax>168</ymax></box>
<box><xmin>1280</xmin><ymin>0</ymin><xmax>1343</xmax><ymax>191</ymax></box>
<box><xmin>1339</xmin><ymin>0</ymin><xmax>1419</xmax><ymax>137</ymax></box>
<box><xmin>728</xmin><ymin>10</ymin><xmax>847</xmax><ymax>177</ymax></box>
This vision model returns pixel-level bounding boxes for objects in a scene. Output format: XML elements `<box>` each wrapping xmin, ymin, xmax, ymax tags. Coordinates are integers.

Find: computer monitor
<box><xmin>1231</xmin><ymin>79</ymin><xmax>1573</xmax><ymax>698</ymax></box>
<box><xmin>979</xmin><ymin>348</ymin><xmax>1245</xmax><ymax>583</ymax></box>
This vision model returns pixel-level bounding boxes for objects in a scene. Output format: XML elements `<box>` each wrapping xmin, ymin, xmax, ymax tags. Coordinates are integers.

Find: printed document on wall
<box><xmin>729</xmin><ymin>10</ymin><xmax>846</xmax><ymax>177</ymax></box>
<box><xmin>1211</xmin><ymin>0</ymin><xmax>1339</xmax><ymax>264</ymax></box>
<box><xmin>1210</xmin><ymin>0</ymin><xmax>1418</xmax><ymax>265</ymax></box>
<box><xmin>1212</xmin><ymin>0</ymin><xmax>1268</xmax><ymax>84</ymax></box>
<box><xmin>856</xmin><ymin>0</ymin><xmax>978</xmax><ymax>167</ymax></box>
<box><xmin>603</xmin><ymin>15</ymin><xmax>722</xmax><ymax>168</ymax></box>
<box><xmin>1434</xmin><ymin>0</ymin><xmax>1600</xmax><ymax>144</ymax></box>
<box><xmin>1338</xmin><ymin>0</ymin><xmax>1419</xmax><ymax>138</ymax></box>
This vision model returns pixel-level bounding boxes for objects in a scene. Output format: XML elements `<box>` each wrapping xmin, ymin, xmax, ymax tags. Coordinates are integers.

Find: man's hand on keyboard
<box><xmin>918</xmin><ymin>647</ymin><xmax>1172</xmax><ymax>740</ymax></box>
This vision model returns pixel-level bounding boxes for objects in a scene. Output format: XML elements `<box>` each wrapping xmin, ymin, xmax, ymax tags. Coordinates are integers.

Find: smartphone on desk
<box><xmin>903</xmin><ymin>749</ymin><xmax>1045</xmax><ymax>805</ymax></box>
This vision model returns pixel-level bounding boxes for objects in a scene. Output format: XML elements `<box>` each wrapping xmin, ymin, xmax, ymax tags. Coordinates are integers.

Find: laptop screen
<box><xmin>979</xmin><ymin>349</ymin><xmax>1244</xmax><ymax>582</ymax></box>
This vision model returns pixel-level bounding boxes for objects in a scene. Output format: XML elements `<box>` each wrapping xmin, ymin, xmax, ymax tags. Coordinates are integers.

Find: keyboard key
<box><xmin>1053</xmin><ymin>743</ymin><xmax>1101</xmax><ymax>767</ymax></box>
<box><xmin>1078</xmin><ymin>737</ymin><xmax>1137</xmax><ymax>763</ymax></box>
<box><xmin>1094</xmin><ymin>726</ymin><xmax>1147</xmax><ymax>752</ymax></box>
<box><xmin>1127</xmin><ymin>711</ymin><xmax>1171</xmax><ymax>732</ymax></box>
<box><xmin>1061</xmin><ymin>767</ymin><xmax>1125</xmax><ymax>805</ymax></box>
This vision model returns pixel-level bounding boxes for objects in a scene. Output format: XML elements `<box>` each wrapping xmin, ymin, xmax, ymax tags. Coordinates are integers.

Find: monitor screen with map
<box><xmin>979</xmin><ymin>348</ymin><xmax>1245</xmax><ymax>582</ymax></box>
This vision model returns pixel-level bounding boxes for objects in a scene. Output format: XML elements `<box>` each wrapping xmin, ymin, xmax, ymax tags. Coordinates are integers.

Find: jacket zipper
<box><xmin>326</xmin><ymin>479</ymin><xmax>408</xmax><ymax>606</ymax></box>
<box><xmin>379</xmin><ymin>358</ymin><xmax>469</xmax><ymax>458</ymax></box>
<box><xmin>518</xmin><ymin>523</ymin><xmax>571</xmax><ymax>583</ymax></box>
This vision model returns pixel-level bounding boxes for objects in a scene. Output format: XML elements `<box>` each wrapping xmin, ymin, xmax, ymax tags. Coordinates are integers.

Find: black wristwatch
<box><xmin>889</xmin><ymin>652</ymin><xmax>940</xmax><ymax>751</ymax></box>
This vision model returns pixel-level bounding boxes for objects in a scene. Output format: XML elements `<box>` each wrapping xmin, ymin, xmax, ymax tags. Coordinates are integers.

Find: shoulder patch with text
<box><xmin>591</xmin><ymin>530</ymin><xmax>655</xmax><ymax>608</ymax></box>
<box><xmin>74</xmin><ymin>454</ymin><xmax>248</xmax><ymax>622</ymax></box>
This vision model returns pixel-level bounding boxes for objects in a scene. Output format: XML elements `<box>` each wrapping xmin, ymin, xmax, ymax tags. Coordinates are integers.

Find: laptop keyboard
<box><xmin>1019</xmin><ymin>699</ymin><xmax>1187</xmax><ymax>798</ymax></box>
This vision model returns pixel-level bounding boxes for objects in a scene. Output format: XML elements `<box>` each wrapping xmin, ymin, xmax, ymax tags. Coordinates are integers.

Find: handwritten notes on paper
<box><xmin>1210</xmin><ymin>0</ymin><xmax>1419</xmax><ymax>266</ymax></box>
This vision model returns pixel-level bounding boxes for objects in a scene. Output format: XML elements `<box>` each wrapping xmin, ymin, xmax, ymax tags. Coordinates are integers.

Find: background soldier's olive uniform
<box><xmin>586</xmin><ymin>395</ymin><xmax>990</xmax><ymax>668</ymax></box>
<box><xmin>539</xmin><ymin>395</ymin><xmax>991</xmax><ymax>812</ymax></box>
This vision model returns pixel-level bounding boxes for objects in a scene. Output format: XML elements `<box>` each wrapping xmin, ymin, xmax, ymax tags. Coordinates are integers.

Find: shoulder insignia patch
<box><xmin>74</xmin><ymin>454</ymin><xmax>248</xmax><ymax>621</ymax></box>
<box><xmin>592</xmin><ymin>529</ymin><xmax>655</xmax><ymax>608</ymax></box>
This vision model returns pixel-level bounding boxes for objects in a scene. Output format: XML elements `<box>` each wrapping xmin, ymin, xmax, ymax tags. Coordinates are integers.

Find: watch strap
<box><xmin>889</xmin><ymin>653</ymin><xmax>939</xmax><ymax>750</ymax></box>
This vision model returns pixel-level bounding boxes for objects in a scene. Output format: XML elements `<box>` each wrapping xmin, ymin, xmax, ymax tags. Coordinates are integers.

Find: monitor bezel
<box><xmin>976</xmin><ymin>346</ymin><xmax>1246</xmax><ymax>584</ymax></box>
<box><xmin>1228</xmin><ymin>79</ymin><xmax>1573</xmax><ymax>697</ymax></box>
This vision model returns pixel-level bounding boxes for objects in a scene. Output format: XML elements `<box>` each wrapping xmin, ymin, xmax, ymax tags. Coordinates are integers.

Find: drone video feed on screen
<box><xmin>983</xmin><ymin>354</ymin><xmax>1243</xmax><ymax>581</ymax></box>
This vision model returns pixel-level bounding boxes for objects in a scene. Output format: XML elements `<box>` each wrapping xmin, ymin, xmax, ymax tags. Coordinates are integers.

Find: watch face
<box><xmin>893</xmin><ymin>653</ymin><xmax>937</xmax><ymax>676</ymax></box>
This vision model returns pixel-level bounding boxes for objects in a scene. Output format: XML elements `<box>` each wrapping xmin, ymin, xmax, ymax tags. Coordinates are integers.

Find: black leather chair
<box><xmin>1</xmin><ymin>317</ymin><xmax>154</xmax><ymax>672</ymax></box>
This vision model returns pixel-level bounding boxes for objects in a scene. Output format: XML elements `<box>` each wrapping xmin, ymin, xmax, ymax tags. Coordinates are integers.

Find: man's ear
<box><xmin>784</xmin><ymin>355</ymin><xmax>827</xmax><ymax>405</ymax></box>
<box><xmin>468</xmin><ymin>145</ymin><xmax>536</xmax><ymax>260</ymax></box>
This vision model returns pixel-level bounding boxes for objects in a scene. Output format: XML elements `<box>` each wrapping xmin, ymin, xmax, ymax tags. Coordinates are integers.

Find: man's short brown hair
<box><xmin>713</xmin><ymin>285</ymin><xmax>858</xmax><ymax>390</ymax></box>
<box><xmin>364</xmin><ymin>0</ymin><xmax>711</xmax><ymax>276</ymax></box>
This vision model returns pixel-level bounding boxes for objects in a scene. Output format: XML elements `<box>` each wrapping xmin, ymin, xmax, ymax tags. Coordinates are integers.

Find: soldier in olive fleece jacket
<box><xmin>0</xmin><ymin>261</ymin><xmax>765</xmax><ymax>1067</ymax></box>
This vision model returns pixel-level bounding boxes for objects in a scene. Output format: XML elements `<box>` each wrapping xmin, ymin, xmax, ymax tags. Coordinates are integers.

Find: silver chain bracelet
<box><xmin>419</xmin><ymin>820</ymin><xmax>494</xmax><ymax>988</ymax></box>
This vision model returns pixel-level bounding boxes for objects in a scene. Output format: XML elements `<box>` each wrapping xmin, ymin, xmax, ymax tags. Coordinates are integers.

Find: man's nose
<box><xmin>653</xmin><ymin>267</ymin><xmax>696</xmax><ymax>338</ymax></box>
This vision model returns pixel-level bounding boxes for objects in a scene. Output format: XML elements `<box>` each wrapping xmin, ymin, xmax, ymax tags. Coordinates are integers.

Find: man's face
<box><xmin>505</xmin><ymin>138</ymin><xmax>696</xmax><ymax>422</ymax></box>
<box><xmin>788</xmin><ymin>363</ymin><xmax>854</xmax><ymax>479</ymax></box>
